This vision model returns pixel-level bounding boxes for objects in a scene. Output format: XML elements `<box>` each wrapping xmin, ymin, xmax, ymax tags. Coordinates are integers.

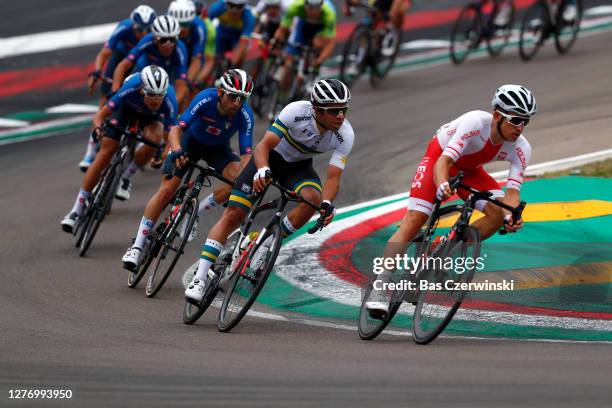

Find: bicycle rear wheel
<box><xmin>145</xmin><ymin>197</ymin><xmax>198</xmax><ymax>298</ymax></box>
<box><xmin>217</xmin><ymin>224</ymin><xmax>282</xmax><ymax>332</ymax></box>
<box><xmin>519</xmin><ymin>1</ymin><xmax>549</xmax><ymax>61</ymax></box>
<box><xmin>554</xmin><ymin>0</ymin><xmax>582</xmax><ymax>54</ymax></box>
<box><xmin>339</xmin><ymin>25</ymin><xmax>370</xmax><ymax>88</ymax></box>
<box><xmin>450</xmin><ymin>4</ymin><xmax>482</xmax><ymax>64</ymax></box>
<box><xmin>78</xmin><ymin>162</ymin><xmax>119</xmax><ymax>257</ymax></box>
<box><xmin>412</xmin><ymin>226</ymin><xmax>480</xmax><ymax>345</ymax></box>
<box><xmin>486</xmin><ymin>0</ymin><xmax>515</xmax><ymax>57</ymax></box>
<box><xmin>183</xmin><ymin>229</ymin><xmax>242</xmax><ymax>325</ymax></box>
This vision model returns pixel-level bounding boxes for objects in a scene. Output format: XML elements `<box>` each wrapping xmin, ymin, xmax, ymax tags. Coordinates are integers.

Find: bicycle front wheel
<box><xmin>412</xmin><ymin>226</ymin><xmax>480</xmax><ymax>345</ymax></box>
<box><xmin>145</xmin><ymin>197</ymin><xmax>198</xmax><ymax>298</ymax></box>
<box><xmin>78</xmin><ymin>162</ymin><xmax>119</xmax><ymax>257</ymax></box>
<box><xmin>182</xmin><ymin>229</ymin><xmax>242</xmax><ymax>325</ymax></box>
<box><xmin>370</xmin><ymin>28</ymin><xmax>401</xmax><ymax>87</ymax></box>
<box><xmin>486</xmin><ymin>0</ymin><xmax>516</xmax><ymax>57</ymax></box>
<box><xmin>339</xmin><ymin>25</ymin><xmax>370</xmax><ymax>88</ymax></box>
<box><xmin>450</xmin><ymin>4</ymin><xmax>482</xmax><ymax>64</ymax></box>
<box><xmin>519</xmin><ymin>1</ymin><xmax>549</xmax><ymax>61</ymax></box>
<box><xmin>217</xmin><ymin>223</ymin><xmax>282</xmax><ymax>332</ymax></box>
<box><xmin>554</xmin><ymin>0</ymin><xmax>582</xmax><ymax>54</ymax></box>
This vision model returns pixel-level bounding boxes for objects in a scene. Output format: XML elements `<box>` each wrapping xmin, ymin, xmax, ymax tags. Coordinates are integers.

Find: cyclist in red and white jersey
<box><xmin>366</xmin><ymin>84</ymin><xmax>537</xmax><ymax>313</ymax></box>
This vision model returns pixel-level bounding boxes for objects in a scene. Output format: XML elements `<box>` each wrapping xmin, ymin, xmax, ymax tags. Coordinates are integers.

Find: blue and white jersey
<box><xmin>181</xmin><ymin>16</ymin><xmax>208</xmax><ymax>61</ymax></box>
<box><xmin>107</xmin><ymin>73</ymin><xmax>179</xmax><ymax>131</ymax></box>
<box><xmin>105</xmin><ymin>18</ymin><xmax>141</xmax><ymax>55</ymax></box>
<box><xmin>178</xmin><ymin>88</ymin><xmax>254</xmax><ymax>155</ymax></box>
<box><xmin>126</xmin><ymin>33</ymin><xmax>189</xmax><ymax>82</ymax></box>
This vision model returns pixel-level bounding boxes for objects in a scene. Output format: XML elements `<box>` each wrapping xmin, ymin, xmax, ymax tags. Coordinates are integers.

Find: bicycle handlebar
<box><xmin>448</xmin><ymin>171</ymin><xmax>527</xmax><ymax>236</ymax></box>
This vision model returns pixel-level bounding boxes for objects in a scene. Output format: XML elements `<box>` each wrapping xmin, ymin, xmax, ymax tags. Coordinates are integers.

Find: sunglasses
<box><xmin>497</xmin><ymin>110</ymin><xmax>530</xmax><ymax>127</ymax></box>
<box><xmin>133</xmin><ymin>24</ymin><xmax>149</xmax><ymax>33</ymax></box>
<box><xmin>143</xmin><ymin>90</ymin><xmax>166</xmax><ymax>98</ymax></box>
<box><xmin>223</xmin><ymin>91</ymin><xmax>246</xmax><ymax>103</ymax></box>
<box><xmin>227</xmin><ymin>3</ymin><xmax>245</xmax><ymax>9</ymax></box>
<box><xmin>157</xmin><ymin>37</ymin><xmax>177</xmax><ymax>45</ymax></box>
<box><xmin>319</xmin><ymin>106</ymin><xmax>349</xmax><ymax>116</ymax></box>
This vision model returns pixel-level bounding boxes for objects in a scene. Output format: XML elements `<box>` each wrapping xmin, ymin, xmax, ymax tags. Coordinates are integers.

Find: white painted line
<box><xmin>0</xmin><ymin>114</ymin><xmax>92</xmax><ymax>145</ymax></box>
<box><xmin>46</xmin><ymin>103</ymin><xmax>100</xmax><ymax>114</ymax></box>
<box><xmin>584</xmin><ymin>5</ymin><xmax>612</xmax><ymax>16</ymax></box>
<box><xmin>0</xmin><ymin>118</ymin><xmax>30</xmax><ymax>128</ymax></box>
<box><xmin>0</xmin><ymin>23</ymin><xmax>116</xmax><ymax>59</ymax></box>
<box><xmin>401</xmin><ymin>39</ymin><xmax>450</xmax><ymax>50</ymax></box>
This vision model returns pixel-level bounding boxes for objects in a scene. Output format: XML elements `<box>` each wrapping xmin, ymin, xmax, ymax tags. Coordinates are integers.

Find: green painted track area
<box><xmin>256</xmin><ymin>177</ymin><xmax>612</xmax><ymax>342</ymax></box>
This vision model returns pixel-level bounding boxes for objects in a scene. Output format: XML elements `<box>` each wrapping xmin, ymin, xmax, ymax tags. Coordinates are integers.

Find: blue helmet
<box><xmin>131</xmin><ymin>5</ymin><xmax>157</xmax><ymax>27</ymax></box>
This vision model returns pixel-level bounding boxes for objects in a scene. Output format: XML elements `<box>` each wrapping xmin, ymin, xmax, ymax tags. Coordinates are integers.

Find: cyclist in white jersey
<box><xmin>367</xmin><ymin>84</ymin><xmax>538</xmax><ymax>313</ymax></box>
<box><xmin>185</xmin><ymin>78</ymin><xmax>354</xmax><ymax>302</ymax></box>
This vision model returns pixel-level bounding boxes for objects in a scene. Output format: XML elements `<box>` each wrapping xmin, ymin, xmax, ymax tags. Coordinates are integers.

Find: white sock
<box><xmin>84</xmin><ymin>135</ymin><xmax>97</xmax><ymax>159</ymax></box>
<box><xmin>122</xmin><ymin>160</ymin><xmax>139</xmax><ymax>180</ymax></box>
<box><xmin>70</xmin><ymin>188</ymin><xmax>91</xmax><ymax>215</ymax></box>
<box><xmin>134</xmin><ymin>217</ymin><xmax>154</xmax><ymax>250</ymax></box>
<box><xmin>198</xmin><ymin>193</ymin><xmax>218</xmax><ymax>215</ymax></box>
<box><xmin>195</xmin><ymin>239</ymin><xmax>224</xmax><ymax>280</ymax></box>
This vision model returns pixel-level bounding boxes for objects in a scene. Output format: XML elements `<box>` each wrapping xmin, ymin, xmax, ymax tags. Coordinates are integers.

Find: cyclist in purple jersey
<box><xmin>62</xmin><ymin>66</ymin><xmax>178</xmax><ymax>234</ymax></box>
<box><xmin>121</xmin><ymin>69</ymin><xmax>255</xmax><ymax>270</ymax></box>
<box><xmin>88</xmin><ymin>5</ymin><xmax>156</xmax><ymax>104</ymax></box>
<box><xmin>112</xmin><ymin>15</ymin><xmax>190</xmax><ymax>108</ymax></box>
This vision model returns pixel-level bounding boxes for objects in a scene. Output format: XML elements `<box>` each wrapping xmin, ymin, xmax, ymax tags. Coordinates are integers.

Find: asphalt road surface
<box><xmin>2</xmin><ymin>4</ymin><xmax>612</xmax><ymax>408</ymax></box>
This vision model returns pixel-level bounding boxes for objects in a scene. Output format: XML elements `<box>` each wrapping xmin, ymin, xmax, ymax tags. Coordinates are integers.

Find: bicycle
<box><xmin>449</xmin><ymin>0</ymin><xmax>516</xmax><ymax>64</ymax></box>
<box><xmin>127</xmin><ymin>160</ymin><xmax>234</xmax><ymax>298</ymax></box>
<box><xmin>249</xmin><ymin>34</ymin><xmax>284</xmax><ymax>120</ymax></box>
<box><xmin>268</xmin><ymin>43</ymin><xmax>319</xmax><ymax>124</ymax></box>
<box><xmin>358</xmin><ymin>172</ymin><xmax>526</xmax><ymax>344</ymax></box>
<box><xmin>183</xmin><ymin>173</ymin><xmax>329</xmax><ymax>331</ymax></box>
<box><xmin>71</xmin><ymin>124</ymin><xmax>160</xmax><ymax>257</ymax></box>
<box><xmin>518</xmin><ymin>0</ymin><xmax>582</xmax><ymax>61</ymax></box>
<box><xmin>339</xmin><ymin>0</ymin><xmax>402</xmax><ymax>88</ymax></box>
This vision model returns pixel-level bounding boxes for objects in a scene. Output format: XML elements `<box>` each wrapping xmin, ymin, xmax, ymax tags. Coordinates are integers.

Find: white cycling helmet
<box><xmin>151</xmin><ymin>15</ymin><xmax>181</xmax><ymax>38</ymax></box>
<box><xmin>305</xmin><ymin>0</ymin><xmax>324</xmax><ymax>7</ymax></box>
<box><xmin>168</xmin><ymin>0</ymin><xmax>197</xmax><ymax>24</ymax></box>
<box><xmin>141</xmin><ymin>65</ymin><xmax>170</xmax><ymax>95</ymax></box>
<box><xmin>224</xmin><ymin>0</ymin><xmax>247</xmax><ymax>5</ymax></box>
<box><xmin>131</xmin><ymin>5</ymin><xmax>157</xmax><ymax>27</ymax></box>
<box><xmin>219</xmin><ymin>69</ymin><xmax>254</xmax><ymax>97</ymax></box>
<box><xmin>311</xmin><ymin>79</ymin><xmax>351</xmax><ymax>106</ymax></box>
<box><xmin>492</xmin><ymin>84</ymin><xmax>537</xmax><ymax>117</ymax></box>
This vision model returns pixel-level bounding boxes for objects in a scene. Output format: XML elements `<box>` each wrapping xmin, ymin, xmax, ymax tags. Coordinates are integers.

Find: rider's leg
<box><xmin>198</xmin><ymin>149</ymin><xmax>241</xmax><ymax>215</ymax></box>
<box><xmin>469</xmin><ymin>195</ymin><xmax>505</xmax><ymax>240</ymax></box>
<box><xmin>390</xmin><ymin>0</ymin><xmax>409</xmax><ymax>31</ymax></box>
<box><xmin>283</xmin><ymin>186</ymin><xmax>322</xmax><ymax>237</ymax></box>
<box><xmin>279</xmin><ymin>54</ymin><xmax>295</xmax><ymax>93</ymax></box>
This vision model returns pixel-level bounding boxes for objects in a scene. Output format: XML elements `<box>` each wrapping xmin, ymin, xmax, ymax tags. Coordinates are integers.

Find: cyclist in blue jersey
<box><xmin>208</xmin><ymin>0</ymin><xmax>256</xmax><ymax>68</ymax></box>
<box><xmin>168</xmin><ymin>0</ymin><xmax>217</xmax><ymax>109</ymax></box>
<box><xmin>112</xmin><ymin>15</ymin><xmax>190</xmax><ymax>107</ymax></box>
<box><xmin>80</xmin><ymin>5</ymin><xmax>156</xmax><ymax>173</ymax></box>
<box><xmin>122</xmin><ymin>69</ymin><xmax>255</xmax><ymax>270</ymax></box>
<box><xmin>61</xmin><ymin>66</ymin><xmax>178</xmax><ymax>233</ymax></box>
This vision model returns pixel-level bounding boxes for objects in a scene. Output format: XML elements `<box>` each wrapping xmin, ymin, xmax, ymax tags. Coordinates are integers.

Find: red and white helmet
<box><xmin>219</xmin><ymin>69</ymin><xmax>254</xmax><ymax>97</ymax></box>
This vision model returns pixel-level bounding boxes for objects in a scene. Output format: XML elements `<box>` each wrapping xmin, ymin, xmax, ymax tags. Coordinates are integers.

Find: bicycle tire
<box><xmin>450</xmin><ymin>4</ymin><xmax>482</xmax><ymax>64</ymax></box>
<box><xmin>554</xmin><ymin>0</ymin><xmax>582</xmax><ymax>54</ymax></box>
<box><xmin>486</xmin><ymin>0</ymin><xmax>515</xmax><ymax>57</ymax></box>
<box><xmin>339</xmin><ymin>24</ymin><xmax>370</xmax><ymax>88</ymax></box>
<box><xmin>370</xmin><ymin>28</ymin><xmax>401</xmax><ymax>87</ymax></box>
<box><xmin>217</xmin><ymin>223</ymin><xmax>283</xmax><ymax>332</ymax></box>
<box><xmin>145</xmin><ymin>197</ymin><xmax>199</xmax><ymax>298</ymax></box>
<box><xmin>78</xmin><ymin>161</ymin><xmax>120</xmax><ymax>257</ymax></box>
<box><xmin>357</xmin><ymin>239</ymin><xmax>424</xmax><ymax>340</ymax></box>
<box><xmin>412</xmin><ymin>226</ymin><xmax>480</xmax><ymax>345</ymax></box>
<box><xmin>183</xmin><ymin>229</ymin><xmax>243</xmax><ymax>325</ymax></box>
<box><xmin>519</xmin><ymin>1</ymin><xmax>549</xmax><ymax>61</ymax></box>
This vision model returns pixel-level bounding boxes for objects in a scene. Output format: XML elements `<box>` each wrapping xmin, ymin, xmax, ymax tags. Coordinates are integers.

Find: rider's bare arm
<box><xmin>92</xmin><ymin>105</ymin><xmax>113</xmax><ymax>129</ymax></box>
<box><xmin>315</xmin><ymin>37</ymin><xmax>335</xmax><ymax>66</ymax></box>
<box><xmin>322</xmin><ymin>164</ymin><xmax>343</xmax><ymax>203</ymax></box>
<box><xmin>112</xmin><ymin>59</ymin><xmax>134</xmax><ymax>92</ymax></box>
<box><xmin>254</xmin><ymin>131</ymin><xmax>282</xmax><ymax>169</ymax></box>
<box><xmin>433</xmin><ymin>155</ymin><xmax>454</xmax><ymax>187</ymax></box>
